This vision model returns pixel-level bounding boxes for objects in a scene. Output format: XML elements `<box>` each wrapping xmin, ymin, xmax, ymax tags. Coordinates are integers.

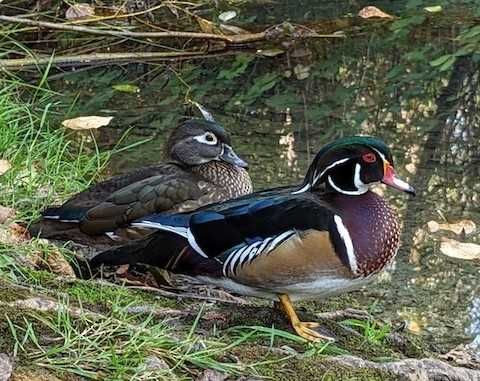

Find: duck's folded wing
<box><xmin>79</xmin><ymin>174</ymin><xmax>220</xmax><ymax>235</ymax></box>
<box><xmin>41</xmin><ymin>164</ymin><xmax>183</xmax><ymax>220</ymax></box>
<box><xmin>134</xmin><ymin>195</ymin><xmax>356</xmax><ymax>272</ymax></box>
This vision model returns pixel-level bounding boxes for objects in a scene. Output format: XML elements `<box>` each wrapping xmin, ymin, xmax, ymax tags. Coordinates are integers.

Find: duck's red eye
<box><xmin>362</xmin><ymin>153</ymin><xmax>376</xmax><ymax>163</ymax></box>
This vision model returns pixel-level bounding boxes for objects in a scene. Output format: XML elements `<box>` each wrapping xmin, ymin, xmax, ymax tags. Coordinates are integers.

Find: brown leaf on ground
<box><xmin>0</xmin><ymin>160</ymin><xmax>11</xmax><ymax>176</ymax></box>
<box><xmin>0</xmin><ymin>223</ymin><xmax>30</xmax><ymax>245</ymax></box>
<box><xmin>358</xmin><ymin>6</ymin><xmax>394</xmax><ymax>19</ymax></box>
<box><xmin>32</xmin><ymin>246</ymin><xmax>76</xmax><ymax>278</ymax></box>
<box><xmin>65</xmin><ymin>3</ymin><xmax>95</xmax><ymax>20</ymax></box>
<box><xmin>0</xmin><ymin>353</ymin><xmax>13</xmax><ymax>381</ymax></box>
<box><xmin>195</xmin><ymin>16</ymin><xmax>215</xmax><ymax>34</ymax></box>
<box><xmin>62</xmin><ymin>116</ymin><xmax>113</xmax><ymax>130</ymax></box>
<box><xmin>0</xmin><ymin>206</ymin><xmax>15</xmax><ymax>224</ymax></box>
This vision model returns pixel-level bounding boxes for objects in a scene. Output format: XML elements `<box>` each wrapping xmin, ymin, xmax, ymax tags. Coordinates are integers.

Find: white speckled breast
<box><xmin>329</xmin><ymin>191</ymin><xmax>401</xmax><ymax>277</ymax></box>
<box><xmin>192</xmin><ymin>161</ymin><xmax>253</xmax><ymax>198</ymax></box>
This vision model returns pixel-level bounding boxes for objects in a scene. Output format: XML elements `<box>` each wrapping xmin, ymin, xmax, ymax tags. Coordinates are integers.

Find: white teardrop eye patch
<box><xmin>193</xmin><ymin>132</ymin><xmax>218</xmax><ymax>145</ymax></box>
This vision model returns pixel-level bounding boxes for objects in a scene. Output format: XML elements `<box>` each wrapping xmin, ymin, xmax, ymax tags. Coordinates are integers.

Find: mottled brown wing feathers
<box><xmin>80</xmin><ymin>174</ymin><xmax>215</xmax><ymax>235</ymax></box>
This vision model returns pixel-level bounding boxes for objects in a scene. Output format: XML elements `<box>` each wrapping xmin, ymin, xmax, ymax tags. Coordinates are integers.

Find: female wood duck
<box><xmin>31</xmin><ymin>118</ymin><xmax>252</xmax><ymax>245</ymax></box>
<box><xmin>90</xmin><ymin>136</ymin><xmax>415</xmax><ymax>341</ymax></box>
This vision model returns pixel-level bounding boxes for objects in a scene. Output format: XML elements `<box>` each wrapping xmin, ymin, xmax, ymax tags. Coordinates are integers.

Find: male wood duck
<box><xmin>90</xmin><ymin>136</ymin><xmax>415</xmax><ymax>341</ymax></box>
<box><xmin>30</xmin><ymin>118</ymin><xmax>252</xmax><ymax>245</ymax></box>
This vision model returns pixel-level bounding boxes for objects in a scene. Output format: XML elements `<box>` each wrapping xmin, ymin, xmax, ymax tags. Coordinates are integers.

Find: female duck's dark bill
<box><xmin>220</xmin><ymin>144</ymin><xmax>248</xmax><ymax>168</ymax></box>
<box><xmin>382</xmin><ymin>163</ymin><xmax>415</xmax><ymax>196</ymax></box>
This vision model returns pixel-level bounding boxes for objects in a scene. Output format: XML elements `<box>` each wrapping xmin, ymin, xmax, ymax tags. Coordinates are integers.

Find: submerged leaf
<box><xmin>65</xmin><ymin>3</ymin><xmax>95</xmax><ymax>20</ymax></box>
<box><xmin>112</xmin><ymin>84</ymin><xmax>140</xmax><ymax>93</ymax></box>
<box><xmin>440</xmin><ymin>238</ymin><xmax>480</xmax><ymax>260</ymax></box>
<box><xmin>218</xmin><ymin>11</ymin><xmax>237</xmax><ymax>22</ymax></box>
<box><xmin>62</xmin><ymin>116</ymin><xmax>113</xmax><ymax>130</ymax></box>
<box><xmin>0</xmin><ymin>160</ymin><xmax>11</xmax><ymax>176</ymax></box>
<box><xmin>424</xmin><ymin>5</ymin><xmax>442</xmax><ymax>13</ymax></box>
<box><xmin>430</xmin><ymin>54</ymin><xmax>453</xmax><ymax>67</ymax></box>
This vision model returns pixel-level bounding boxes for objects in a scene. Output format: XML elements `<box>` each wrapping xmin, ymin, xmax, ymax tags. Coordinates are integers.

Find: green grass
<box><xmin>0</xmin><ymin>81</ymin><xmax>110</xmax><ymax>221</ymax></box>
<box><xmin>341</xmin><ymin>319</ymin><xmax>391</xmax><ymax>346</ymax></box>
<box><xmin>6</xmin><ymin>297</ymin><xmax>262</xmax><ymax>380</ymax></box>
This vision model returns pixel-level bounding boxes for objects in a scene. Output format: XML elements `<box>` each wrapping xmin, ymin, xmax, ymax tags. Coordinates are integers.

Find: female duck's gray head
<box><xmin>166</xmin><ymin>119</ymin><xmax>248</xmax><ymax>168</ymax></box>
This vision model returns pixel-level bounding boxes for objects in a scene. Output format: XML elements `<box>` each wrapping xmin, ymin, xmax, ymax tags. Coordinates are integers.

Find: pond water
<box><xmin>47</xmin><ymin>1</ymin><xmax>480</xmax><ymax>351</ymax></box>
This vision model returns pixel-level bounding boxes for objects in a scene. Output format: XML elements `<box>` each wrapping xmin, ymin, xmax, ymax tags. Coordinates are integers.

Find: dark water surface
<box><xmin>49</xmin><ymin>0</ymin><xmax>480</xmax><ymax>351</ymax></box>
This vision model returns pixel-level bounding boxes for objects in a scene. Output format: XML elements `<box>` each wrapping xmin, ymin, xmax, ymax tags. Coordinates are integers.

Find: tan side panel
<box><xmin>234</xmin><ymin>229</ymin><xmax>352</xmax><ymax>288</ymax></box>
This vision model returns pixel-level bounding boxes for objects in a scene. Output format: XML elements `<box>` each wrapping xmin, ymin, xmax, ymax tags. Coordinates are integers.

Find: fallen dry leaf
<box><xmin>65</xmin><ymin>3</ymin><xmax>95</xmax><ymax>20</ymax></box>
<box><xmin>440</xmin><ymin>237</ymin><xmax>480</xmax><ymax>260</ymax></box>
<box><xmin>0</xmin><ymin>160</ymin><xmax>11</xmax><ymax>176</ymax></box>
<box><xmin>427</xmin><ymin>219</ymin><xmax>476</xmax><ymax>235</ymax></box>
<box><xmin>0</xmin><ymin>353</ymin><xmax>13</xmax><ymax>381</ymax></box>
<box><xmin>358</xmin><ymin>6</ymin><xmax>394</xmax><ymax>19</ymax></box>
<box><xmin>0</xmin><ymin>222</ymin><xmax>30</xmax><ymax>245</ymax></box>
<box><xmin>62</xmin><ymin>116</ymin><xmax>113</xmax><ymax>130</ymax></box>
<box><xmin>195</xmin><ymin>16</ymin><xmax>215</xmax><ymax>34</ymax></box>
<box><xmin>0</xmin><ymin>206</ymin><xmax>15</xmax><ymax>224</ymax></box>
<box><xmin>31</xmin><ymin>246</ymin><xmax>76</xmax><ymax>278</ymax></box>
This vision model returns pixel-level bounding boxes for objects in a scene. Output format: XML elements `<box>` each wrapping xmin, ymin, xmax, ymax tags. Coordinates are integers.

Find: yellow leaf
<box><xmin>62</xmin><ymin>116</ymin><xmax>113</xmax><ymax>130</ymax></box>
<box><xmin>196</xmin><ymin>16</ymin><xmax>215</xmax><ymax>34</ymax></box>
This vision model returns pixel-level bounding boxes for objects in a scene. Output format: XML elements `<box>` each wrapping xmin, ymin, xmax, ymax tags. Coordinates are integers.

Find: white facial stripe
<box><xmin>193</xmin><ymin>132</ymin><xmax>218</xmax><ymax>145</ymax></box>
<box><xmin>353</xmin><ymin>163</ymin><xmax>368</xmax><ymax>193</ymax></box>
<box><xmin>291</xmin><ymin>157</ymin><xmax>351</xmax><ymax>195</ymax></box>
<box><xmin>327</xmin><ymin>163</ymin><xmax>368</xmax><ymax>195</ymax></box>
<box><xmin>371</xmin><ymin>147</ymin><xmax>386</xmax><ymax>163</ymax></box>
<box><xmin>333</xmin><ymin>215</ymin><xmax>357</xmax><ymax>274</ymax></box>
<box><xmin>314</xmin><ymin>157</ymin><xmax>350</xmax><ymax>185</ymax></box>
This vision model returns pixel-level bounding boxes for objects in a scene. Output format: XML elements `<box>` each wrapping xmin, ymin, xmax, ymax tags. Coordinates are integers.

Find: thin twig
<box><xmin>0</xmin><ymin>51</ymin><xmax>205</xmax><ymax>69</ymax></box>
<box><xmin>128</xmin><ymin>285</ymin><xmax>249</xmax><ymax>305</ymax></box>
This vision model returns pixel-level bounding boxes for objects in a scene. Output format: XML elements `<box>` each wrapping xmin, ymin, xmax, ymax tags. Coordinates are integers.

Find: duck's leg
<box><xmin>278</xmin><ymin>294</ymin><xmax>335</xmax><ymax>342</ymax></box>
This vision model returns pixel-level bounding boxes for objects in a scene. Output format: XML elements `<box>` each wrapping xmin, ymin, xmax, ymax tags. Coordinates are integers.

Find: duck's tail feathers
<box><xmin>41</xmin><ymin>206</ymin><xmax>89</xmax><ymax>223</ymax></box>
<box><xmin>89</xmin><ymin>231</ymin><xmax>187</xmax><ymax>269</ymax></box>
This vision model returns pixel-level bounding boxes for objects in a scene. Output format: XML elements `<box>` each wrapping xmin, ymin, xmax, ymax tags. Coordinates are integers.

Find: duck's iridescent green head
<box><xmin>296</xmin><ymin>136</ymin><xmax>415</xmax><ymax>196</ymax></box>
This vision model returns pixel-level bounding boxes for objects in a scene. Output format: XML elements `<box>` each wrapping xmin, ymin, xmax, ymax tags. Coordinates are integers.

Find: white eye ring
<box><xmin>193</xmin><ymin>132</ymin><xmax>218</xmax><ymax>145</ymax></box>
